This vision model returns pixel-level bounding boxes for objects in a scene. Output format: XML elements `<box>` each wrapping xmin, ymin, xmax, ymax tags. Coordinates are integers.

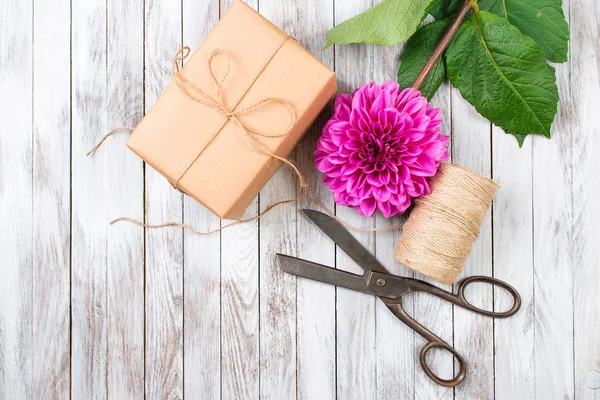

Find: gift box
<box><xmin>127</xmin><ymin>0</ymin><xmax>337</xmax><ymax>220</ymax></box>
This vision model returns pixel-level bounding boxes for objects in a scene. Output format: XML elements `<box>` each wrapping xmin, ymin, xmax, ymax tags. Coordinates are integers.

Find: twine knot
<box><xmin>169</xmin><ymin>38</ymin><xmax>302</xmax><ymax>194</ymax></box>
<box><xmin>87</xmin><ymin>36</ymin><xmax>314</xmax><ymax>235</ymax></box>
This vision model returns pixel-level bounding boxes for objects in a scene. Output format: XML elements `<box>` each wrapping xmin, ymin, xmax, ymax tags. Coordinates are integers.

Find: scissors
<box><xmin>277</xmin><ymin>209</ymin><xmax>521</xmax><ymax>387</ymax></box>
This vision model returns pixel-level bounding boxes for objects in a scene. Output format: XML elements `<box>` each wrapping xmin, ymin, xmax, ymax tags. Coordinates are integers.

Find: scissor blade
<box><xmin>303</xmin><ymin>209</ymin><xmax>386</xmax><ymax>273</ymax></box>
<box><xmin>277</xmin><ymin>254</ymin><xmax>368</xmax><ymax>292</ymax></box>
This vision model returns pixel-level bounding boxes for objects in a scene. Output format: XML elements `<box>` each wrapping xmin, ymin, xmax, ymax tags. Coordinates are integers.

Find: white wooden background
<box><xmin>1</xmin><ymin>0</ymin><xmax>599</xmax><ymax>398</ymax></box>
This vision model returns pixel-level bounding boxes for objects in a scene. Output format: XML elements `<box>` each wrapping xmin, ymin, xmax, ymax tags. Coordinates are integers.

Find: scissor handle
<box><xmin>419</xmin><ymin>341</ymin><xmax>467</xmax><ymax>387</ymax></box>
<box><xmin>456</xmin><ymin>276</ymin><xmax>521</xmax><ymax>317</ymax></box>
<box><xmin>402</xmin><ymin>275</ymin><xmax>521</xmax><ymax>318</ymax></box>
<box><xmin>383</xmin><ymin>275</ymin><xmax>521</xmax><ymax>387</ymax></box>
<box><xmin>385</xmin><ymin>301</ymin><xmax>467</xmax><ymax>387</ymax></box>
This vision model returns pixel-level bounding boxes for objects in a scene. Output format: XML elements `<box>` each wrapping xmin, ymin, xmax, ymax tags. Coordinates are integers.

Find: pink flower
<box><xmin>314</xmin><ymin>81</ymin><xmax>449</xmax><ymax>218</ymax></box>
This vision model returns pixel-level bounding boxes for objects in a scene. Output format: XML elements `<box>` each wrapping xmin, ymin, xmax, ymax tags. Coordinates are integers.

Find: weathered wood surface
<box><xmin>334</xmin><ymin>2</ymin><xmax>377</xmax><ymax>399</ymax></box>
<box><xmin>71</xmin><ymin>0</ymin><xmax>109</xmax><ymax>397</ymax></box>
<box><xmin>182</xmin><ymin>2</ymin><xmax>221</xmax><ymax>399</ymax></box>
<box><xmin>0</xmin><ymin>0</ymin><xmax>598</xmax><ymax>399</ymax></box>
<box><xmin>572</xmin><ymin>1</ymin><xmax>600</xmax><ymax>398</ymax></box>
<box><xmin>293</xmin><ymin>1</ymin><xmax>337</xmax><ymax>399</ymax></box>
<box><xmin>32</xmin><ymin>0</ymin><xmax>71</xmax><ymax>398</ymax></box>
<box><xmin>144</xmin><ymin>0</ymin><xmax>185</xmax><ymax>398</ymax></box>
<box><xmin>106</xmin><ymin>0</ymin><xmax>146</xmax><ymax>397</ymax></box>
<box><xmin>0</xmin><ymin>0</ymin><xmax>33</xmax><ymax>398</ymax></box>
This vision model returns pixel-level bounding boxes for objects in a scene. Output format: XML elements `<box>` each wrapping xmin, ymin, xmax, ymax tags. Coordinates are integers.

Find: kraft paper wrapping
<box><xmin>127</xmin><ymin>0</ymin><xmax>337</xmax><ymax>220</ymax></box>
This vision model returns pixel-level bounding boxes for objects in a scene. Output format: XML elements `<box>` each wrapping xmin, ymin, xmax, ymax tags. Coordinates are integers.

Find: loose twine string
<box><xmin>88</xmin><ymin>37</ymin><xmax>403</xmax><ymax>235</ymax></box>
<box><xmin>395</xmin><ymin>163</ymin><xmax>498</xmax><ymax>285</ymax></box>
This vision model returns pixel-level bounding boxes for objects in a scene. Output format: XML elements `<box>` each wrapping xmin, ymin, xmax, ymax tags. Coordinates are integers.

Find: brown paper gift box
<box><xmin>126</xmin><ymin>0</ymin><xmax>337</xmax><ymax>220</ymax></box>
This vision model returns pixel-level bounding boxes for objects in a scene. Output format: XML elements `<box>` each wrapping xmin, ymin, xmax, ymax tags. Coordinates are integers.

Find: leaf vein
<box><xmin>473</xmin><ymin>13</ymin><xmax>549</xmax><ymax>134</ymax></box>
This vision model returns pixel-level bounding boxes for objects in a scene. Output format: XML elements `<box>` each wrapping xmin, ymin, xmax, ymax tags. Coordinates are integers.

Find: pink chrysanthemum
<box><xmin>314</xmin><ymin>81</ymin><xmax>449</xmax><ymax>218</ymax></box>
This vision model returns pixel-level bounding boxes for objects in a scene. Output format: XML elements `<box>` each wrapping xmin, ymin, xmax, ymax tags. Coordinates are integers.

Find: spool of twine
<box><xmin>395</xmin><ymin>163</ymin><xmax>498</xmax><ymax>285</ymax></box>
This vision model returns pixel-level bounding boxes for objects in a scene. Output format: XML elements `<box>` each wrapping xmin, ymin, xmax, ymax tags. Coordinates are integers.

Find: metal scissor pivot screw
<box><xmin>376</xmin><ymin>278</ymin><xmax>386</xmax><ymax>287</ymax></box>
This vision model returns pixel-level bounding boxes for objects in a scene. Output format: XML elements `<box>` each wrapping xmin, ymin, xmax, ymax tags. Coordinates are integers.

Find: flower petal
<box><xmin>378</xmin><ymin>200</ymin><xmax>393</xmax><ymax>218</ymax></box>
<box><xmin>359</xmin><ymin>197</ymin><xmax>377</xmax><ymax>217</ymax></box>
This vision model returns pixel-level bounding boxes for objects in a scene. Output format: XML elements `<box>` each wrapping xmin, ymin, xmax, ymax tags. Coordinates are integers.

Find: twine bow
<box><xmin>88</xmin><ymin>36</ymin><xmax>310</xmax><ymax>234</ymax></box>
<box><xmin>169</xmin><ymin>36</ymin><xmax>307</xmax><ymax>207</ymax></box>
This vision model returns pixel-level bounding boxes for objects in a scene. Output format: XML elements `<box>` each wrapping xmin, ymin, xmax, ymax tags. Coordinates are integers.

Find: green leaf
<box><xmin>478</xmin><ymin>0</ymin><xmax>569</xmax><ymax>62</ymax></box>
<box><xmin>429</xmin><ymin>0</ymin><xmax>465</xmax><ymax>19</ymax></box>
<box><xmin>510</xmin><ymin>132</ymin><xmax>528</xmax><ymax>147</ymax></box>
<box><xmin>325</xmin><ymin>0</ymin><xmax>435</xmax><ymax>48</ymax></box>
<box><xmin>445</xmin><ymin>12</ymin><xmax>558</xmax><ymax>138</ymax></box>
<box><xmin>397</xmin><ymin>19</ymin><xmax>451</xmax><ymax>99</ymax></box>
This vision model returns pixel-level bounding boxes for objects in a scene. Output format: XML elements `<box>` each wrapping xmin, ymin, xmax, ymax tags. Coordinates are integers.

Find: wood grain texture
<box><xmin>373</xmin><ymin>41</ymin><xmax>417</xmax><ymax>400</ymax></box>
<box><xmin>71</xmin><ymin>0</ymin><xmax>109</xmax><ymax>396</ymax></box>
<box><xmin>182</xmin><ymin>1</ymin><xmax>221</xmax><ymax>399</ymax></box>
<box><xmin>333</xmin><ymin>3</ymin><xmax>376</xmax><ymax>398</ymax></box>
<box><xmin>0</xmin><ymin>0</ymin><xmax>33</xmax><ymax>398</ymax></box>
<box><xmin>532</xmin><ymin>0</ymin><xmax>574</xmax><ymax>398</ymax></box>
<box><xmin>220</xmin><ymin>202</ymin><xmax>259</xmax><ymax>400</ymax></box>
<box><xmin>375</xmin><ymin>216</ymin><xmax>414</xmax><ymax>400</ymax></box>
<box><xmin>411</xmin><ymin>58</ymin><xmax>455</xmax><ymax>400</ymax></box>
<box><xmin>293</xmin><ymin>0</ymin><xmax>336</xmax><ymax>398</ymax></box>
<box><xmin>258</xmin><ymin>1</ymin><xmax>299</xmax><ymax>398</ymax></box>
<box><xmin>571</xmin><ymin>0</ymin><xmax>600</xmax><ymax>398</ymax></box>
<box><xmin>144</xmin><ymin>0</ymin><xmax>184</xmax><ymax>397</ymax></box>
<box><xmin>412</xmin><ymin>87</ymin><xmax>455</xmax><ymax>400</ymax></box>
<box><xmin>257</xmin><ymin>149</ymin><xmax>298</xmax><ymax>397</ymax></box>
<box><xmin>451</xmin><ymin>93</ymin><xmax>494</xmax><ymax>399</ymax></box>
<box><xmin>218</xmin><ymin>1</ymin><xmax>261</xmax><ymax>397</ymax></box>
<box><xmin>32</xmin><ymin>0</ymin><xmax>70</xmax><ymax>398</ymax></box>
<box><xmin>106</xmin><ymin>0</ymin><xmax>145</xmax><ymax>398</ymax></box>
<box><xmin>492</xmin><ymin>132</ymin><xmax>534</xmax><ymax>399</ymax></box>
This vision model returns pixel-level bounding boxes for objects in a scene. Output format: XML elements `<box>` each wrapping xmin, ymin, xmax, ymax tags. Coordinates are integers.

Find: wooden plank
<box><xmin>451</xmin><ymin>95</ymin><xmax>494</xmax><ymax>399</ymax></box>
<box><xmin>106</xmin><ymin>0</ymin><xmax>145</xmax><ymax>398</ymax></box>
<box><xmin>333</xmin><ymin>2</ymin><xmax>376</xmax><ymax>398</ymax></box>
<box><xmin>71</xmin><ymin>0</ymin><xmax>109</xmax><ymax>396</ymax></box>
<box><xmin>532</xmin><ymin>0</ymin><xmax>574</xmax><ymax>397</ymax></box>
<box><xmin>220</xmin><ymin>203</ymin><xmax>259</xmax><ymax>400</ymax></box>
<box><xmin>492</xmin><ymin>133</ymin><xmax>534</xmax><ymax>398</ymax></box>
<box><xmin>408</xmin><ymin>64</ymin><xmax>455</xmax><ymax>400</ymax></box>
<box><xmin>373</xmin><ymin>42</ymin><xmax>417</xmax><ymax>400</ymax></box>
<box><xmin>375</xmin><ymin>219</ymin><xmax>414</xmax><ymax>400</ymax></box>
<box><xmin>218</xmin><ymin>1</ymin><xmax>260</xmax><ymax>398</ymax></box>
<box><xmin>256</xmin><ymin>151</ymin><xmax>297</xmax><ymax>394</ymax></box>
<box><xmin>256</xmin><ymin>0</ymin><xmax>300</xmax><ymax>397</ymax></box>
<box><xmin>0</xmin><ymin>0</ymin><xmax>33</xmax><ymax>397</ymax></box>
<box><xmin>292</xmin><ymin>0</ymin><xmax>336</xmax><ymax>398</ymax></box>
<box><xmin>181</xmin><ymin>1</ymin><xmax>221</xmax><ymax>399</ymax></box>
<box><xmin>258</xmin><ymin>1</ymin><xmax>312</xmax><ymax>398</ymax></box>
<box><xmin>31</xmin><ymin>0</ymin><xmax>71</xmax><ymax>397</ymax></box>
<box><xmin>144</xmin><ymin>0</ymin><xmax>184</xmax><ymax>397</ymax></box>
<box><xmin>570</xmin><ymin>0</ymin><xmax>600</xmax><ymax>398</ymax></box>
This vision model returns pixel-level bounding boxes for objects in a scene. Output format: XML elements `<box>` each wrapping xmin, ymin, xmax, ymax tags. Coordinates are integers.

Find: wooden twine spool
<box><xmin>395</xmin><ymin>163</ymin><xmax>499</xmax><ymax>285</ymax></box>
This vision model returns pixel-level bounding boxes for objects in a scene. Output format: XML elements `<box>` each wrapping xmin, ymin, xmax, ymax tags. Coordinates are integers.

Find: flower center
<box><xmin>367</xmin><ymin>138</ymin><xmax>394</xmax><ymax>162</ymax></box>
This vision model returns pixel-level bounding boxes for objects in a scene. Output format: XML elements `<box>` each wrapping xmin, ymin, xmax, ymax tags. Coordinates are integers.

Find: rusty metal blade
<box><xmin>303</xmin><ymin>209</ymin><xmax>387</xmax><ymax>274</ymax></box>
<box><xmin>277</xmin><ymin>254</ymin><xmax>411</xmax><ymax>299</ymax></box>
<box><xmin>277</xmin><ymin>254</ymin><xmax>368</xmax><ymax>292</ymax></box>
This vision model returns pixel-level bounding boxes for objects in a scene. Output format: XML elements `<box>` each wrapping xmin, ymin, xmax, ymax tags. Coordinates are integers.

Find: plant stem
<box><xmin>412</xmin><ymin>0</ymin><xmax>474</xmax><ymax>90</ymax></box>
